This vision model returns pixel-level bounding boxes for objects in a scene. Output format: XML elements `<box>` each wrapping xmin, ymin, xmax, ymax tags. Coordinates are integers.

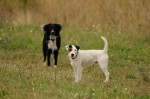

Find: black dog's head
<box><xmin>43</xmin><ymin>23</ymin><xmax>61</xmax><ymax>37</ymax></box>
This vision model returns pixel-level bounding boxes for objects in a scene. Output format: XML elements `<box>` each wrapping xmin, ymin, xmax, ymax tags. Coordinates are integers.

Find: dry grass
<box><xmin>0</xmin><ymin>0</ymin><xmax>150</xmax><ymax>33</ymax></box>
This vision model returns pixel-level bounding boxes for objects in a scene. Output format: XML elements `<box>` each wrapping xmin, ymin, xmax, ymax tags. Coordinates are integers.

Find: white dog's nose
<box><xmin>71</xmin><ymin>54</ymin><xmax>74</xmax><ymax>57</ymax></box>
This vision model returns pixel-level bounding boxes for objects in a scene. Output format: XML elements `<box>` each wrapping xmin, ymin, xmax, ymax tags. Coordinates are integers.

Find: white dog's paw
<box><xmin>43</xmin><ymin>62</ymin><xmax>47</xmax><ymax>66</ymax></box>
<box><xmin>103</xmin><ymin>79</ymin><xmax>109</xmax><ymax>83</ymax></box>
<box><xmin>74</xmin><ymin>80</ymin><xmax>78</xmax><ymax>83</ymax></box>
<box><xmin>54</xmin><ymin>65</ymin><xmax>57</xmax><ymax>68</ymax></box>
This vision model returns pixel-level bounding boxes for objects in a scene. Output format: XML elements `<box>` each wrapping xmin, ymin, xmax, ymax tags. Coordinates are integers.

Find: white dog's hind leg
<box><xmin>98</xmin><ymin>60</ymin><xmax>110</xmax><ymax>82</ymax></box>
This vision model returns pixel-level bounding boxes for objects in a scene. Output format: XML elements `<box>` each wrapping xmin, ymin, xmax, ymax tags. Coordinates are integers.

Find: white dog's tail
<box><xmin>101</xmin><ymin>36</ymin><xmax>108</xmax><ymax>52</ymax></box>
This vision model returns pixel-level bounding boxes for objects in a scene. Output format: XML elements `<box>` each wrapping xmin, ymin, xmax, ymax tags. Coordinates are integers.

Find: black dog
<box><xmin>42</xmin><ymin>23</ymin><xmax>61</xmax><ymax>67</ymax></box>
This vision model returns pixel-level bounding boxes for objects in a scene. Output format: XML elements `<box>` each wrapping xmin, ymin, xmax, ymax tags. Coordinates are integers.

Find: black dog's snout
<box><xmin>51</xmin><ymin>31</ymin><xmax>55</xmax><ymax>35</ymax></box>
<box><xmin>51</xmin><ymin>38</ymin><xmax>55</xmax><ymax>42</ymax></box>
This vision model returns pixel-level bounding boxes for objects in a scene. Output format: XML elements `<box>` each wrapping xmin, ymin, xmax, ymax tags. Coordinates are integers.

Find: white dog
<box><xmin>65</xmin><ymin>36</ymin><xmax>110</xmax><ymax>83</ymax></box>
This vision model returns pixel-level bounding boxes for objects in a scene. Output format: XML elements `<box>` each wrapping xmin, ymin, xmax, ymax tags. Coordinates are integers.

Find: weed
<box><xmin>138</xmin><ymin>67</ymin><xmax>150</xmax><ymax>81</ymax></box>
<box><xmin>125</xmin><ymin>74</ymin><xmax>136</xmax><ymax>79</ymax></box>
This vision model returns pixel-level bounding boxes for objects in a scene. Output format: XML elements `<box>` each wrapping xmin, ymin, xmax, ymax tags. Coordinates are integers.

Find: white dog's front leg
<box><xmin>76</xmin><ymin>66</ymin><xmax>83</xmax><ymax>82</ymax></box>
<box><xmin>73</xmin><ymin>66</ymin><xmax>78</xmax><ymax>82</ymax></box>
<box><xmin>71</xmin><ymin>62</ymin><xmax>78</xmax><ymax>82</ymax></box>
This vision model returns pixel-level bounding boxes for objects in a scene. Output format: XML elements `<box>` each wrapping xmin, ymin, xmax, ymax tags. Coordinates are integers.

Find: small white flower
<box><xmin>74</xmin><ymin>93</ymin><xmax>79</xmax><ymax>97</ymax></box>
<box><xmin>0</xmin><ymin>29</ymin><xmax>3</xmax><ymax>32</ymax></box>
<box><xmin>2</xmin><ymin>33</ymin><xmax>5</xmax><ymax>36</ymax></box>
<box><xmin>92</xmin><ymin>93</ymin><xmax>95</xmax><ymax>96</ymax></box>
<box><xmin>12</xmin><ymin>21</ymin><xmax>16</xmax><ymax>25</ymax></box>
<box><xmin>85</xmin><ymin>93</ymin><xmax>87</xmax><ymax>95</ymax></box>
<box><xmin>92</xmin><ymin>24</ymin><xmax>95</xmax><ymax>28</ymax></box>
<box><xmin>30</xmin><ymin>30</ymin><xmax>33</xmax><ymax>33</ymax></box>
<box><xmin>125</xmin><ymin>88</ymin><xmax>128</xmax><ymax>91</ymax></box>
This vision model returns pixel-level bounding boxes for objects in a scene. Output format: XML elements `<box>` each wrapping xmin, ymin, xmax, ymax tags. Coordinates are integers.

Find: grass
<box><xmin>0</xmin><ymin>22</ymin><xmax>150</xmax><ymax>99</ymax></box>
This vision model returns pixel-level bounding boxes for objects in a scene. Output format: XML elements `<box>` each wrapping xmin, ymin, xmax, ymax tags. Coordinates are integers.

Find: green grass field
<box><xmin>0</xmin><ymin>22</ymin><xmax>150</xmax><ymax>99</ymax></box>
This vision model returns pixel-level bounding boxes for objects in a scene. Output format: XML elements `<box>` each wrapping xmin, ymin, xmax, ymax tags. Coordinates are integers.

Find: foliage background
<box><xmin>0</xmin><ymin>0</ymin><xmax>150</xmax><ymax>33</ymax></box>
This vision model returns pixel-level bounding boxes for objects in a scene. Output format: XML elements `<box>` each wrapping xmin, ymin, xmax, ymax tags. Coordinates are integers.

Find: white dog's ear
<box><xmin>75</xmin><ymin>45</ymin><xmax>80</xmax><ymax>50</ymax></box>
<box><xmin>65</xmin><ymin>45</ymin><xmax>69</xmax><ymax>50</ymax></box>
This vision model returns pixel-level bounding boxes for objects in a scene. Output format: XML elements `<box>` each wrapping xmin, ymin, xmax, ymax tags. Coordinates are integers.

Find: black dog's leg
<box><xmin>54</xmin><ymin>50</ymin><xmax>59</xmax><ymax>66</ymax></box>
<box><xmin>47</xmin><ymin>49</ymin><xmax>52</xmax><ymax>66</ymax></box>
<box><xmin>43</xmin><ymin>46</ymin><xmax>47</xmax><ymax>63</ymax></box>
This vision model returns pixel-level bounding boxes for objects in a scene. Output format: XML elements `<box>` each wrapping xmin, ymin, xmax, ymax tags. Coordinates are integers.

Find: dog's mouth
<box><xmin>70</xmin><ymin>53</ymin><xmax>77</xmax><ymax>59</ymax></box>
<box><xmin>50</xmin><ymin>35</ymin><xmax>56</xmax><ymax>41</ymax></box>
<box><xmin>51</xmin><ymin>38</ymin><xmax>56</xmax><ymax>41</ymax></box>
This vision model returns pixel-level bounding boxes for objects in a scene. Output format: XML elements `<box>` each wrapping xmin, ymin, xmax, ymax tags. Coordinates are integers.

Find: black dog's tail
<box><xmin>101</xmin><ymin>36</ymin><xmax>108</xmax><ymax>53</ymax></box>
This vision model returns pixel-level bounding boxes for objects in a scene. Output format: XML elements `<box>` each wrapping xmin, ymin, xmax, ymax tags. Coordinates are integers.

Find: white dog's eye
<box><xmin>75</xmin><ymin>50</ymin><xmax>77</xmax><ymax>51</ymax></box>
<box><xmin>68</xmin><ymin>48</ymin><xmax>72</xmax><ymax>52</ymax></box>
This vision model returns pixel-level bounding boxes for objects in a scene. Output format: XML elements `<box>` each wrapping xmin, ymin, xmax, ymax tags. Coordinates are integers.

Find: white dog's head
<box><xmin>65</xmin><ymin>45</ymin><xmax>80</xmax><ymax>59</ymax></box>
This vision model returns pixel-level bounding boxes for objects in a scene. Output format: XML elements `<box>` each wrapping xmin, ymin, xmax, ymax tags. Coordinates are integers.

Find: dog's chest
<box><xmin>48</xmin><ymin>36</ymin><xmax>57</xmax><ymax>51</ymax></box>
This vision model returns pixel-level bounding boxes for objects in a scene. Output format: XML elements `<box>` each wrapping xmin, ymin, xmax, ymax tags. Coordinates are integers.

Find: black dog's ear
<box><xmin>75</xmin><ymin>45</ymin><xmax>80</xmax><ymax>50</ymax></box>
<box><xmin>55</xmin><ymin>24</ymin><xmax>62</xmax><ymax>32</ymax></box>
<box><xmin>43</xmin><ymin>23</ymin><xmax>51</xmax><ymax>32</ymax></box>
